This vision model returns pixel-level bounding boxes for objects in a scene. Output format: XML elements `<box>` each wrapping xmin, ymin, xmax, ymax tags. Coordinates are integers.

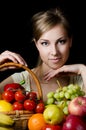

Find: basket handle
<box><xmin>0</xmin><ymin>62</ymin><xmax>43</xmax><ymax>100</ymax></box>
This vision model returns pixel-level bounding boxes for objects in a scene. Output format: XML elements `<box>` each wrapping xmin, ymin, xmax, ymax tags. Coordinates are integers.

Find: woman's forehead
<box><xmin>40</xmin><ymin>25</ymin><xmax>67</xmax><ymax>39</ymax></box>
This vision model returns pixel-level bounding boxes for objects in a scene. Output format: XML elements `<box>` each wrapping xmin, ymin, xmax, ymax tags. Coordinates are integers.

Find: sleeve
<box><xmin>11</xmin><ymin>70</ymin><xmax>31</xmax><ymax>92</ymax></box>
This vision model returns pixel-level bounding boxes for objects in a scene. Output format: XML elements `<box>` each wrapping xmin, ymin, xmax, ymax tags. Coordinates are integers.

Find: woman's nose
<box><xmin>51</xmin><ymin>45</ymin><xmax>58</xmax><ymax>56</ymax></box>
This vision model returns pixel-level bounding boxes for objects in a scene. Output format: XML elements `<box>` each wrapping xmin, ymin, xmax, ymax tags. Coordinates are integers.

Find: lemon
<box><xmin>0</xmin><ymin>100</ymin><xmax>13</xmax><ymax>112</ymax></box>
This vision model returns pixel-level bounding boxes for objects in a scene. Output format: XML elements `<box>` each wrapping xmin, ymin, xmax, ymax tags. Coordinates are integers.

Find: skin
<box><xmin>0</xmin><ymin>50</ymin><xmax>28</xmax><ymax>71</ymax></box>
<box><xmin>35</xmin><ymin>25</ymin><xmax>72</xmax><ymax>70</ymax></box>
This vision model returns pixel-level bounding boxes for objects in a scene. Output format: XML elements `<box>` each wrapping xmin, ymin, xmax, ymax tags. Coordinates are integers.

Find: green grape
<box><xmin>62</xmin><ymin>86</ymin><xmax>68</xmax><ymax>92</ymax></box>
<box><xmin>74</xmin><ymin>84</ymin><xmax>81</xmax><ymax>91</ymax></box>
<box><xmin>80</xmin><ymin>91</ymin><xmax>85</xmax><ymax>96</ymax></box>
<box><xmin>47</xmin><ymin>91</ymin><xmax>55</xmax><ymax>98</ymax></box>
<box><xmin>65</xmin><ymin>92</ymin><xmax>71</xmax><ymax>99</ymax></box>
<box><xmin>54</xmin><ymin>92</ymin><xmax>60</xmax><ymax>100</ymax></box>
<box><xmin>67</xmin><ymin>89</ymin><xmax>74</xmax><ymax>95</ymax></box>
<box><xmin>46</xmin><ymin>97</ymin><xmax>55</xmax><ymax>105</ymax></box>
<box><xmin>74</xmin><ymin>93</ymin><xmax>78</xmax><ymax>97</ymax></box>
<box><xmin>70</xmin><ymin>94</ymin><xmax>77</xmax><ymax>100</ymax></box>
<box><xmin>66</xmin><ymin>100</ymin><xmax>70</xmax><ymax>106</ymax></box>
<box><xmin>68</xmin><ymin>84</ymin><xmax>74</xmax><ymax>89</ymax></box>
<box><xmin>63</xmin><ymin>106</ymin><xmax>69</xmax><ymax>115</ymax></box>
<box><xmin>72</xmin><ymin>88</ymin><xmax>78</xmax><ymax>93</ymax></box>
<box><xmin>59</xmin><ymin>91</ymin><xmax>65</xmax><ymax>99</ymax></box>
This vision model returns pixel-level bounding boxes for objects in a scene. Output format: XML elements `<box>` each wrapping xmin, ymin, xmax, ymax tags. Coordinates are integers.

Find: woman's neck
<box><xmin>34</xmin><ymin>63</ymin><xmax>58</xmax><ymax>84</ymax></box>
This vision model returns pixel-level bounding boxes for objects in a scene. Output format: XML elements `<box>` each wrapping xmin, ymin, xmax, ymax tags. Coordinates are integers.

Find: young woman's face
<box><xmin>35</xmin><ymin>24</ymin><xmax>72</xmax><ymax>69</ymax></box>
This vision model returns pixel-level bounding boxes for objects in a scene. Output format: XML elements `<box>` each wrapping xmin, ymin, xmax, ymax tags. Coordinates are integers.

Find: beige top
<box><xmin>12</xmin><ymin>70</ymin><xmax>84</xmax><ymax>91</ymax></box>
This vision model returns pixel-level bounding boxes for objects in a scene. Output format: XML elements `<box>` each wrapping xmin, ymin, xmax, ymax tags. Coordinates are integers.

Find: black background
<box><xmin>0</xmin><ymin>0</ymin><xmax>86</xmax><ymax>69</ymax></box>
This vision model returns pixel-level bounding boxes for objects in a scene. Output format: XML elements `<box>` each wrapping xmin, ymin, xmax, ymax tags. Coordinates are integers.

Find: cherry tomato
<box><xmin>26</xmin><ymin>91</ymin><xmax>37</xmax><ymax>101</ymax></box>
<box><xmin>15</xmin><ymin>90</ymin><xmax>26</xmax><ymax>103</ymax></box>
<box><xmin>4</xmin><ymin>83</ymin><xmax>24</xmax><ymax>92</ymax></box>
<box><xmin>24</xmin><ymin>99</ymin><xmax>36</xmax><ymax>111</ymax></box>
<box><xmin>13</xmin><ymin>101</ymin><xmax>24</xmax><ymax>110</ymax></box>
<box><xmin>35</xmin><ymin>102</ymin><xmax>45</xmax><ymax>113</ymax></box>
<box><xmin>2</xmin><ymin>90</ymin><xmax>15</xmax><ymax>102</ymax></box>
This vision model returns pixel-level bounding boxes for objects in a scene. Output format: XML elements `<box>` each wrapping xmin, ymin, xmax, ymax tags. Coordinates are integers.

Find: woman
<box><xmin>0</xmin><ymin>8</ymin><xmax>86</xmax><ymax>101</ymax></box>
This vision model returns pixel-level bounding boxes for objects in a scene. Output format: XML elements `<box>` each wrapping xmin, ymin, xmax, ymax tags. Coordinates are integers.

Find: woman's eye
<box><xmin>41</xmin><ymin>42</ymin><xmax>48</xmax><ymax>46</ymax></box>
<box><xmin>58</xmin><ymin>39</ymin><xmax>67</xmax><ymax>44</ymax></box>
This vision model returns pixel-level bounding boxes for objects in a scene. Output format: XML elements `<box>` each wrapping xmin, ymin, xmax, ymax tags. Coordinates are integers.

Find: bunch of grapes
<box><xmin>46</xmin><ymin>83</ymin><xmax>85</xmax><ymax>115</ymax></box>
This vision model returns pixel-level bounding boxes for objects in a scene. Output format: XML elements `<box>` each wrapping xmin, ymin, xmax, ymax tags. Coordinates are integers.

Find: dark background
<box><xmin>0</xmin><ymin>0</ymin><xmax>86</xmax><ymax>69</ymax></box>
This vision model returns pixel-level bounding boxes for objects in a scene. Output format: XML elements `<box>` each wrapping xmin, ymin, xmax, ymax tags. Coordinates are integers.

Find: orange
<box><xmin>28</xmin><ymin>113</ymin><xmax>46</xmax><ymax>130</ymax></box>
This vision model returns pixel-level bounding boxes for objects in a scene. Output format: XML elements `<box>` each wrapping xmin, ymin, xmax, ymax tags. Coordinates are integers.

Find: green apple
<box><xmin>43</xmin><ymin>104</ymin><xmax>64</xmax><ymax>125</ymax></box>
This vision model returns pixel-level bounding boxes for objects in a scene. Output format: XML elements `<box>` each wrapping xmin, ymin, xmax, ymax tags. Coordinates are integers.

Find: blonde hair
<box><xmin>31</xmin><ymin>7</ymin><xmax>72</xmax><ymax>41</ymax></box>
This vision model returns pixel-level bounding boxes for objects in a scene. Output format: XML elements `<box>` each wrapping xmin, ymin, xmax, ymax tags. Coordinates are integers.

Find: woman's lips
<box><xmin>49</xmin><ymin>58</ymin><xmax>61</xmax><ymax>63</ymax></box>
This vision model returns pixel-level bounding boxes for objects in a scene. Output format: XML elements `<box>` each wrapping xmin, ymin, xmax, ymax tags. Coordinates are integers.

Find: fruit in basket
<box><xmin>0</xmin><ymin>113</ymin><xmax>14</xmax><ymax>126</ymax></box>
<box><xmin>35</xmin><ymin>102</ymin><xmax>45</xmax><ymax>113</ymax></box>
<box><xmin>0</xmin><ymin>127</ymin><xmax>14</xmax><ymax>130</ymax></box>
<box><xmin>46</xmin><ymin>83</ymin><xmax>85</xmax><ymax>115</ymax></box>
<box><xmin>43</xmin><ymin>104</ymin><xmax>64</xmax><ymax>125</ymax></box>
<box><xmin>0</xmin><ymin>100</ymin><xmax>13</xmax><ymax>112</ymax></box>
<box><xmin>13</xmin><ymin>101</ymin><xmax>24</xmax><ymax>110</ymax></box>
<box><xmin>15</xmin><ymin>90</ymin><xmax>26</xmax><ymax>102</ymax></box>
<box><xmin>4</xmin><ymin>83</ymin><xmax>24</xmax><ymax>92</ymax></box>
<box><xmin>28</xmin><ymin>113</ymin><xmax>46</xmax><ymax>130</ymax></box>
<box><xmin>2</xmin><ymin>90</ymin><xmax>15</xmax><ymax>102</ymax></box>
<box><xmin>62</xmin><ymin>114</ymin><xmax>86</xmax><ymax>130</ymax></box>
<box><xmin>26</xmin><ymin>91</ymin><xmax>37</xmax><ymax>101</ymax></box>
<box><xmin>24</xmin><ymin>99</ymin><xmax>36</xmax><ymax>111</ymax></box>
<box><xmin>42</xmin><ymin>124</ymin><xmax>62</xmax><ymax>130</ymax></box>
<box><xmin>68</xmin><ymin>96</ymin><xmax>86</xmax><ymax>117</ymax></box>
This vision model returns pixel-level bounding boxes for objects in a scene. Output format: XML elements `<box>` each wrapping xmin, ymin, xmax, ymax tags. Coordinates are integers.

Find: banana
<box><xmin>0</xmin><ymin>113</ymin><xmax>14</xmax><ymax>126</ymax></box>
<box><xmin>0</xmin><ymin>127</ymin><xmax>14</xmax><ymax>130</ymax></box>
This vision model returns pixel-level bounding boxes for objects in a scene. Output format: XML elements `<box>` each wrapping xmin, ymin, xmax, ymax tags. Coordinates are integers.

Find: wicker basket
<box><xmin>0</xmin><ymin>62</ymin><xmax>43</xmax><ymax>130</ymax></box>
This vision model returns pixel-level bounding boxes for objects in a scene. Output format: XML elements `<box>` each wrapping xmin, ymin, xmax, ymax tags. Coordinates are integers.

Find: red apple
<box><xmin>62</xmin><ymin>114</ymin><xmax>86</xmax><ymax>130</ymax></box>
<box><xmin>42</xmin><ymin>124</ymin><xmax>62</xmax><ymax>130</ymax></box>
<box><xmin>68</xmin><ymin>96</ymin><xmax>86</xmax><ymax>117</ymax></box>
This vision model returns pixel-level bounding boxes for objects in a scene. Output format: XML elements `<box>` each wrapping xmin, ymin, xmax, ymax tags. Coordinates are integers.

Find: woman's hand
<box><xmin>0</xmin><ymin>50</ymin><xmax>28</xmax><ymax>71</ymax></box>
<box><xmin>44</xmin><ymin>64</ymin><xmax>85</xmax><ymax>81</ymax></box>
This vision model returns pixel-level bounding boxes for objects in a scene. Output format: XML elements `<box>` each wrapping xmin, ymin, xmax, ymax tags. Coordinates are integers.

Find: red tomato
<box><xmin>4</xmin><ymin>83</ymin><xmax>24</xmax><ymax>92</ymax></box>
<box><xmin>15</xmin><ymin>90</ymin><xmax>26</xmax><ymax>103</ymax></box>
<box><xmin>35</xmin><ymin>102</ymin><xmax>45</xmax><ymax>113</ymax></box>
<box><xmin>24</xmin><ymin>99</ymin><xmax>36</xmax><ymax>111</ymax></box>
<box><xmin>2</xmin><ymin>90</ymin><xmax>15</xmax><ymax>102</ymax></box>
<box><xmin>42</xmin><ymin>124</ymin><xmax>62</xmax><ymax>130</ymax></box>
<box><xmin>13</xmin><ymin>101</ymin><xmax>24</xmax><ymax>110</ymax></box>
<box><xmin>26</xmin><ymin>91</ymin><xmax>37</xmax><ymax>101</ymax></box>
